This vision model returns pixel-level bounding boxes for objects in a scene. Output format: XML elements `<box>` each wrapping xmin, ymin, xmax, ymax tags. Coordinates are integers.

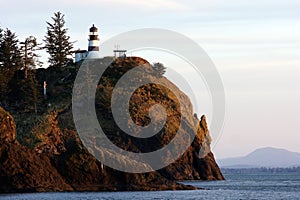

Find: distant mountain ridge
<box><xmin>218</xmin><ymin>147</ymin><xmax>300</xmax><ymax>168</ymax></box>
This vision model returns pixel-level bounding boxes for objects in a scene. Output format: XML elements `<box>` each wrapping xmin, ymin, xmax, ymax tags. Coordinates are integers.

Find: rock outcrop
<box><xmin>0</xmin><ymin>107</ymin><xmax>72</xmax><ymax>192</ymax></box>
<box><xmin>0</xmin><ymin>107</ymin><xmax>16</xmax><ymax>143</ymax></box>
<box><xmin>0</xmin><ymin>57</ymin><xmax>224</xmax><ymax>193</ymax></box>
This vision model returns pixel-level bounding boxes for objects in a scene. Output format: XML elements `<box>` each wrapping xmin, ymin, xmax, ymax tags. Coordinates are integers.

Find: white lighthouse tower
<box><xmin>74</xmin><ymin>24</ymin><xmax>101</xmax><ymax>62</ymax></box>
<box><xmin>87</xmin><ymin>24</ymin><xmax>100</xmax><ymax>58</ymax></box>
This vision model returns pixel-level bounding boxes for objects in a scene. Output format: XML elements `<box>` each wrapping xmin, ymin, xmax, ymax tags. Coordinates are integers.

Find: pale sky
<box><xmin>1</xmin><ymin>0</ymin><xmax>300</xmax><ymax>159</ymax></box>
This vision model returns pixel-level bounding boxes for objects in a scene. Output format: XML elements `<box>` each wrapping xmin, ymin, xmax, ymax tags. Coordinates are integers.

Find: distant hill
<box><xmin>218</xmin><ymin>147</ymin><xmax>300</xmax><ymax>168</ymax></box>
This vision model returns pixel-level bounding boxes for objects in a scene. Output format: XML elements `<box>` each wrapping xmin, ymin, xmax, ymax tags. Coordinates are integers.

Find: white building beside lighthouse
<box><xmin>75</xmin><ymin>24</ymin><xmax>100</xmax><ymax>62</ymax></box>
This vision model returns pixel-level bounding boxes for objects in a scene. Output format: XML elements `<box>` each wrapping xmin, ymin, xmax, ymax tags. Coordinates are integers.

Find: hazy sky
<box><xmin>1</xmin><ymin>0</ymin><xmax>299</xmax><ymax>159</ymax></box>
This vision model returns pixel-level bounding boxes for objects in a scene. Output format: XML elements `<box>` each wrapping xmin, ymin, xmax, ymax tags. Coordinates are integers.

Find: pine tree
<box><xmin>44</xmin><ymin>11</ymin><xmax>74</xmax><ymax>67</ymax></box>
<box><xmin>152</xmin><ymin>62</ymin><xmax>166</xmax><ymax>77</ymax></box>
<box><xmin>0</xmin><ymin>28</ymin><xmax>22</xmax><ymax>103</ymax></box>
<box><xmin>18</xmin><ymin>73</ymin><xmax>40</xmax><ymax>113</ymax></box>
<box><xmin>20</xmin><ymin>36</ymin><xmax>43</xmax><ymax>79</ymax></box>
<box><xmin>0</xmin><ymin>27</ymin><xmax>2</xmax><ymax>44</ymax></box>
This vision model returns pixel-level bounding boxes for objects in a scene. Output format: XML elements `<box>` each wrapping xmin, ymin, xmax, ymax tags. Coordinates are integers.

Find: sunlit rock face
<box><xmin>0</xmin><ymin>57</ymin><xmax>224</xmax><ymax>192</ymax></box>
<box><xmin>0</xmin><ymin>107</ymin><xmax>16</xmax><ymax>143</ymax></box>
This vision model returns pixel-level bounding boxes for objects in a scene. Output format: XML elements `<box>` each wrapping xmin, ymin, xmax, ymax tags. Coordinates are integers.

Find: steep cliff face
<box><xmin>0</xmin><ymin>107</ymin><xmax>195</xmax><ymax>192</ymax></box>
<box><xmin>0</xmin><ymin>57</ymin><xmax>223</xmax><ymax>193</ymax></box>
<box><xmin>0</xmin><ymin>107</ymin><xmax>73</xmax><ymax>192</ymax></box>
<box><xmin>159</xmin><ymin>115</ymin><xmax>224</xmax><ymax>181</ymax></box>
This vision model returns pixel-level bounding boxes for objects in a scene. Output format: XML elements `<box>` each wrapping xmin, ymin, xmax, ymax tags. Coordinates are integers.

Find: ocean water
<box><xmin>1</xmin><ymin>172</ymin><xmax>300</xmax><ymax>200</ymax></box>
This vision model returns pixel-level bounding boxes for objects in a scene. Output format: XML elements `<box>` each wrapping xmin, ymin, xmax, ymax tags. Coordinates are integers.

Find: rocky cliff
<box><xmin>0</xmin><ymin>57</ymin><xmax>223</xmax><ymax>193</ymax></box>
<box><xmin>0</xmin><ymin>107</ymin><xmax>72</xmax><ymax>192</ymax></box>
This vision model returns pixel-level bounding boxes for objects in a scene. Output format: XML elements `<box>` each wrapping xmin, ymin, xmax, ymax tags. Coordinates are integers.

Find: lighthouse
<box><xmin>74</xmin><ymin>24</ymin><xmax>100</xmax><ymax>62</ymax></box>
<box><xmin>87</xmin><ymin>24</ymin><xmax>100</xmax><ymax>58</ymax></box>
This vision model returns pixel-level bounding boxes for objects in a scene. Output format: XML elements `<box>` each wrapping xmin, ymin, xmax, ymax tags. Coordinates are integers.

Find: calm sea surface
<box><xmin>1</xmin><ymin>172</ymin><xmax>300</xmax><ymax>200</ymax></box>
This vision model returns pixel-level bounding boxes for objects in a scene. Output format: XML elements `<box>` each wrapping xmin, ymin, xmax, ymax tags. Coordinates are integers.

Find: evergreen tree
<box><xmin>44</xmin><ymin>11</ymin><xmax>74</xmax><ymax>67</ymax></box>
<box><xmin>152</xmin><ymin>62</ymin><xmax>166</xmax><ymax>77</ymax></box>
<box><xmin>19</xmin><ymin>36</ymin><xmax>42</xmax><ymax>112</ymax></box>
<box><xmin>18</xmin><ymin>73</ymin><xmax>40</xmax><ymax>113</ymax></box>
<box><xmin>0</xmin><ymin>27</ymin><xmax>2</xmax><ymax>43</ymax></box>
<box><xmin>0</xmin><ymin>28</ymin><xmax>22</xmax><ymax>103</ymax></box>
<box><xmin>20</xmin><ymin>36</ymin><xmax>43</xmax><ymax>79</ymax></box>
